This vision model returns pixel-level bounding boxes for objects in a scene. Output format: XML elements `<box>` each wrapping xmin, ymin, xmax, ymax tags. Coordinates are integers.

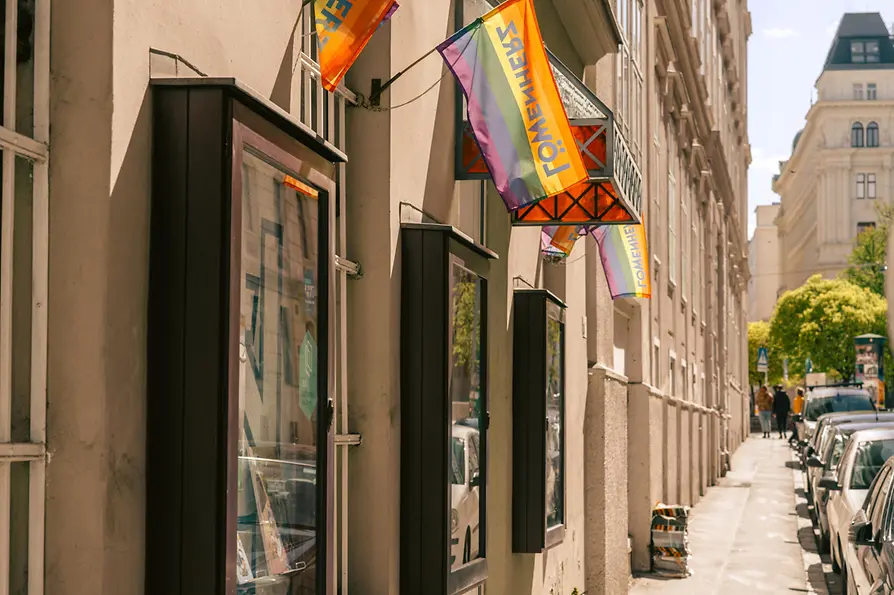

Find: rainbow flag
<box><xmin>592</xmin><ymin>224</ymin><xmax>651</xmax><ymax>299</ymax></box>
<box><xmin>541</xmin><ymin>225</ymin><xmax>582</xmax><ymax>257</ymax></box>
<box><xmin>377</xmin><ymin>2</ymin><xmax>399</xmax><ymax>29</ymax></box>
<box><xmin>315</xmin><ymin>0</ymin><xmax>396</xmax><ymax>92</ymax></box>
<box><xmin>438</xmin><ymin>0</ymin><xmax>586</xmax><ymax>212</ymax></box>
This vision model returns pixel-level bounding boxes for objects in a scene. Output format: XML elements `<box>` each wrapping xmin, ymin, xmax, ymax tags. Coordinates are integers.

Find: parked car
<box><xmin>809</xmin><ymin>422</ymin><xmax>894</xmax><ymax>561</ymax></box>
<box><xmin>844</xmin><ymin>450</ymin><xmax>894</xmax><ymax>594</ymax></box>
<box><xmin>807</xmin><ymin>412</ymin><xmax>894</xmax><ymax>478</ymax></box>
<box><xmin>803</xmin><ymin>411</ymin><xmax>894</xmax><ymax>504</ymax></box>
<box><xmin>796</xmin><ymin>388</ymin><xmax>877</xmax><ymax>452</ymax></box>
<box><xmin>450</xmin><ymin>423</ymin><xmax>482</xmax><ymax>569</ymax></box>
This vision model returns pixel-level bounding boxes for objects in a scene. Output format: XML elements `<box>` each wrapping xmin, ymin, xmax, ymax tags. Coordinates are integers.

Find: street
<box><xmin>630</xmin><ymin>433</ymin><xmax>839</xmax><ymax>595</ymax></box>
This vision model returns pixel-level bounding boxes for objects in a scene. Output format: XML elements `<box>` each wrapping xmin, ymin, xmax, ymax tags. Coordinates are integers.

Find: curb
<box><xmin>791</xmin><ymin>452</ymin><xmax>832</xmax><ymax>595</ymax></box>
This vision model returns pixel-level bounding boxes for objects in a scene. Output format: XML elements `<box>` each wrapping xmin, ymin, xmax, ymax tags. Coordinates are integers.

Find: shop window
<box><xmin>511</xmin><ymin>290</ymin><xmax>566</xmax><ymax>553</ymax></box>
<box><xmin>147</xmin><ymin>80</ymin><xmax>346</xmax><ymax>595</ymax></box>
<box><xmin>400</xmin><ymin>223</ymin><xmax>495</xmax><ymax>595</ymax></box>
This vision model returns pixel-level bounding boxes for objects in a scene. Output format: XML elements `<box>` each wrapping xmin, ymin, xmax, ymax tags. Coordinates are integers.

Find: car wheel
<box><xmin>463</xmin><ymin>528</ymin><xmax>472</xmax><ymax>564</ymax></box>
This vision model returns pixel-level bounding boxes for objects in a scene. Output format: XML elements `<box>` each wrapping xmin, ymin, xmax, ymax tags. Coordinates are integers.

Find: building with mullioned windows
<box><xmin>774</xmin><ymin>13</ymin><xmax>894</xmax><ymax>293</ymax></box>
<box><xmin>0</xmin><ymin>0</ymin><xmax>747</xmax><ymax>594</ymax></box>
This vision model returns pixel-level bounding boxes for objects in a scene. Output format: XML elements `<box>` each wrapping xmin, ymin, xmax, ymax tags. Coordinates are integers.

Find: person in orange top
<box><xmin>756</xmin><ymin>386</ymin><xmax>774</xmax><ymax>438</ymax></box>
<box><xmin>789</xmin><ymin>388</ymin><xmax>805</xmax><ymax>446</ymax></box>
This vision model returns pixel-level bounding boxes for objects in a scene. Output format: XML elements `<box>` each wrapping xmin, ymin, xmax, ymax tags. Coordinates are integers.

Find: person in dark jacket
<box><xmin>773</xmin><ymin>386</ymin><xmax>791</xmax><ymax>440</ymax></box>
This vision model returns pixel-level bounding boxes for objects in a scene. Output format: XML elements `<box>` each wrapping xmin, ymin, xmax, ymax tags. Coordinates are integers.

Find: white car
<box><xmin>824</xmin><ymin>428</ymin><xmax>894</xmax><ymax>588</ymax></box>
<box><xmin>450</xmin><ymin>423</ymin><xmax>482</xmax><ymax>569</ymax></box>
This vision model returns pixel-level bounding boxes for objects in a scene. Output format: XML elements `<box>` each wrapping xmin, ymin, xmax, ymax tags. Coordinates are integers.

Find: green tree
<box><xmin>748</xmin><ymin>321</ymin><xmax>782</xmax><ymax>386</ymax></box>
<box><xmin>842</xmin><ymin>202</ymin><xmax>893</xmax><ymax>296</ymax></box>
<box><xmin>769</xmin><ymin>275</ymin><xmax>887</xmax><ymax>379</ymax></box>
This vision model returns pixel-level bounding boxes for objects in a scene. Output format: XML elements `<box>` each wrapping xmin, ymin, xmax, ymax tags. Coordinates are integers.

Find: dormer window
<box><xmin>852</xmin><ymin>41</ymin><xmax>866</xmax><ymax>62</ymax></box>
<box><xmin>867</xmin><ymin>40</ymin><xmax>881</xmax><ymax>62</ymax></box>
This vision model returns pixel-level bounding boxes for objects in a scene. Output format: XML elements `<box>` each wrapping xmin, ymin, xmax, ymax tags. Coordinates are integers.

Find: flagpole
<box><xmin>368</xmin><ymin>17</ymin><xmax>482</xmax><ymax>105</ymax></box>
<box><xmin>368</xmin><ymin>45</ymin><xmax>444</xmax><ymax>104</ymax></box>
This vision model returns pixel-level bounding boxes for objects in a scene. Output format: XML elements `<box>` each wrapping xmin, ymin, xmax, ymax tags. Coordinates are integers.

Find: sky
<box><xmin>747</xmin><ymin>0</ymin><xmax>894</xmax><ymax>236</ymax></box>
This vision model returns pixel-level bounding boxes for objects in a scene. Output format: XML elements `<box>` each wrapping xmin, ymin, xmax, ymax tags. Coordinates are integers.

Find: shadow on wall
<box><xmin>104</xmin><ymin>86</ymin><xmax>151</xmax><ymax>583</ymax></box>
<box><xmin>420</xmin><ymin>19</ymin><xmax>458</xmax><ymax>224</ymax></box>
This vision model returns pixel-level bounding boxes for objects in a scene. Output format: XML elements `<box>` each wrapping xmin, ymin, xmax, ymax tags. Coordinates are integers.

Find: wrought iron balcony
<box><xmin>455</xmin><ymin>49</ymin><xmax>643</xmax><ymax>227</ymax></box>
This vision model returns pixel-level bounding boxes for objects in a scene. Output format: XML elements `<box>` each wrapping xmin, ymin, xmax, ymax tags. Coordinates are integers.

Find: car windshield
<box><xmin>805</xmin><ymin>394</ymin><xmax>875</xmax><ymax>421</ymax></box>
<box><xmin>850</xmin><ymin>439</ymin><xmax>894</xmax><ymax>489</ymax></box>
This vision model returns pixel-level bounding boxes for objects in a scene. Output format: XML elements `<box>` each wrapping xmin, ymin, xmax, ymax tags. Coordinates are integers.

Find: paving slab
<box><xmin>630</xmin><ymin>436</ymin><xmax>809</xmax><ymax>594</ymax></box>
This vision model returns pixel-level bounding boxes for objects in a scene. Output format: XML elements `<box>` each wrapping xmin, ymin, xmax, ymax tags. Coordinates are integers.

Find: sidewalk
<box><xmin>630</xmin><ymin>435</ymin><xmax>808</xmax><ymax>594</ymax></box>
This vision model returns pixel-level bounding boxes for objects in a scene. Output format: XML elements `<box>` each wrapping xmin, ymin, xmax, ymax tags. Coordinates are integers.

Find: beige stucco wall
<box><xmin>44</xmin><ymin>0</ymin><xmax>750</xmax><ymax>593</ymax></box>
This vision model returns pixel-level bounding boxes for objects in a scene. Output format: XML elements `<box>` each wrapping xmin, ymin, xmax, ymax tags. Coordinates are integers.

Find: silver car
<box><xmin>807</xmin><ymin>421</ymin><xmax>894</xmax><ymax>558</ymax></box>
<box><xmin>821</xmin><ymin>428</ymin><xmax>894</xmax><ymax>585</ymax></box>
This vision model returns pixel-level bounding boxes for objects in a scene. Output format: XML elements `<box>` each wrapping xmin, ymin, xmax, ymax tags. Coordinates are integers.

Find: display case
<box><xmin>400</xmin><ymin>223</ymin><xmax>496</xmax><ymax>595</ymax></box>
<box><xmin>512</xmin><ymin>289</ymin><xmax>566</xmax><ymax>553</ymax></box>
<box><xmin>147</xmin><ymin>78</ymin><xmax>345</xmax><ymax>595</ymax></box>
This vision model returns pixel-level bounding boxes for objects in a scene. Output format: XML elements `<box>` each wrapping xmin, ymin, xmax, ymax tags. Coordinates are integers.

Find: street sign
<box><xmin>757</xmin><ymin>347</ymin><xmax>769</xmax><ymax>373</ymax></box>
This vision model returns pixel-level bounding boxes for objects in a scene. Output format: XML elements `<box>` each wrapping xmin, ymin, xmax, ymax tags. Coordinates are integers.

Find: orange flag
<box><xmin>314</xmin><ymin>0</ymin><xmax>396</xmax><ymax>92</ymax></box>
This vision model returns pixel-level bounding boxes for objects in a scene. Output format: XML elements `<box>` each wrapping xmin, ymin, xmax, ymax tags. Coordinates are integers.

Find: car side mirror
<box><xmin>851</xmin><ymin>516</ymin><xmax>874</xmax><ymax>547</ymax></box>
<box><xmin>806</xmin><ymin>456</ymin><xmax>824</xmax><ymax>469</ymax></box>
<box><xmin>470</xmin><ymin>470</ymin><xmax>480</xmax><ymax>488</ymax></box>
<box><xmin>818</xmin><ymin>476</ymin><xmax>841</xmax><ymax>491</ymax></box>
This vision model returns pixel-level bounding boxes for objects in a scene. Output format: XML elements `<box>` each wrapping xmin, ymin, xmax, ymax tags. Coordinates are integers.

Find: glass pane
<box><xmin>237</xmin><ymin>148</ymin><xmax>321</xmax><ymax>593</ymax></box>
<box><xmin>449</xmin><ymin>261</ymin><xmax>484</xmax><ymax>571</ymax></box>
<box><xmin>0</xmin><ymin>0</ymin><xmax>35</xmax><ymax>135</ymax></box>
<box><xmin>10</xmin><ymin>461</ymin><xmax>29</xmax><ymax>594</ymax></box>
<box><xmin>546</xmin><ymin>303</ymin><xmax>564</xmax><ymax>528</ymax></box>
<box><xmin>8</xmin><ymin>153</ymin><xmax>32</xmax><ymax>443</ymax></box>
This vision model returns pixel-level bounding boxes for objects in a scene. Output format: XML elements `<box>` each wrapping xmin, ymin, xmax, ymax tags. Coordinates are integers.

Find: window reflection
<box><xmin>449</xmin><ymin>262</ymin><xmax>484</xmax><ymax>571</ymax></box>
<box><xmin>237</xmin><ymin>149</ymin><xmax>320</xmax><ymax>593</ymax></box>
<box><xmin>546</xmin><ymin>303</ymin><xmax>564</xmax><ymax>529</ymax></box>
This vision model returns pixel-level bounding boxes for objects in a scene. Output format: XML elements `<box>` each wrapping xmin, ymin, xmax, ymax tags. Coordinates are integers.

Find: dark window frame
<box><xmin>868</xmin><ymin>122</ymin><xmax>880</xmax><ymax>147</ymax></box>
<box><xmin>147</xmin><ymin>80</ymin><xmax>343</xmax><ymax>595</ymax></box>
<box><xmin>511</xmin><ymin>289</ymin><xmax>567</xmax><ymax>553</ymax></box>
<box><xmin>852</xmin><ymin>40</ymin><xmax>866</xmax><ymax>63</ymax></box>
<box><xmin>852</xmin><ymin>122</ymin><xmax>865</xmax><ymax>148</ymax></box>
<box><xmin>400</xmin><ymin>222</ymin><xmax>496</xmax><ymax>595</ymax></box>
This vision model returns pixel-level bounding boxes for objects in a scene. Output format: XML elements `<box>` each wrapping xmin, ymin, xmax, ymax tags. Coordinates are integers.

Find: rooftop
<box><xmin>823</xmin><ymin>13</ymin><xmax>894</xmax><ymax>72</ymax></box>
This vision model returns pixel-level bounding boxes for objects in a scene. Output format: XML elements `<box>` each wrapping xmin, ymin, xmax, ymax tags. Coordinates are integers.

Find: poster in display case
<box><xmin>147</xmin><ymin>78</ymin><xmax>343</xmax><ymax>595</ymax></box>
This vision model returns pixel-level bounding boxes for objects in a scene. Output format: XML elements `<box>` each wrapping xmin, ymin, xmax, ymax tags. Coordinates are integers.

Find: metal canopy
<box><xmin>455</xmin><ymin>50</ymin><xmax>643</xmax><ymax>226</ymax></box>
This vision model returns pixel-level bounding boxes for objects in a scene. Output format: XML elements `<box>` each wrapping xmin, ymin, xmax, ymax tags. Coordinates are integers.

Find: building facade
<box><xmin>775</xmin><ymin>13</ymin><xmax>894</xmax><ymax>293</ymax></box>
<box><xmin>748</xmin><ymin>203</ymin><xmax>781</xmax><ymax>322</ymax></box>
<box><xmin>0</xmin><ymin>0</ymin><xmax>747</xmax><ymax>594</ymax></box>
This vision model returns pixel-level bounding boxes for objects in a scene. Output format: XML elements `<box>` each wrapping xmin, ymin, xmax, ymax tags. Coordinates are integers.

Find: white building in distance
<box><xmin>748</xmin><ymin>203</ymin><xmax>781</xmax><ymax>321</ymax></box>
<box><xmin>774</xmin><ymin>12</ymin><xmax>894</xmax><ymax>294</ymax></box>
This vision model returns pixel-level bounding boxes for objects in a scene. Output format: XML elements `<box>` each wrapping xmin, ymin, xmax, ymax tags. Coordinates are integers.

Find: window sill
<box><xmin>449</xmin><ymin>558</ymin><xmax>488</xmax><ymax>595</ymax></box>
<box><xmin>545</xmin><ymin>523</ymin><xmax>566</xmax><ymax>550</ymax></box>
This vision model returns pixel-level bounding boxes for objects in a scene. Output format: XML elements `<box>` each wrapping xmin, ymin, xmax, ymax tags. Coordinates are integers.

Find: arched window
<box><xmin>852</xmin><ymin>122</ymin><xmax>865</xmax><ymax>147</ymax></box>
<box><xmin>867</xmin><ymin>122</ymin><xmax>879</xmax><ymax>147</ymax></box>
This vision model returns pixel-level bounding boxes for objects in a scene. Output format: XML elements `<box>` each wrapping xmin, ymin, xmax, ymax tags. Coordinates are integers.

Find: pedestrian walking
<box><xmin>756</xmin><ymin>386</ymin><xmax>773</xmax><ymax>438</ymax></box>
<box><xmin>789</xmin><ymin>388</ymin><xmax>805</xmax><ymax>446</ymax></box>
<box><xmin>774</xmin><ymin>385</ymin><xmax>791</xmax><ymax>440</ymax></box>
